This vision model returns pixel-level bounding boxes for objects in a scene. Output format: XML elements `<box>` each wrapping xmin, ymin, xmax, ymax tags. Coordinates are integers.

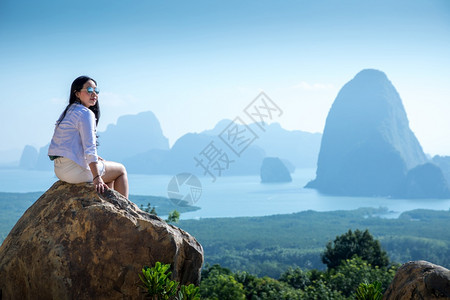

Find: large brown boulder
<box><xmin>383</xmin><ymin>260</ymin><xmax>450</xmax><ymax>299</ymax></box>
<box><xmin>0</xmin><ymin>181</ymin><xmax>203</xmax><ymax>299</ymax></box>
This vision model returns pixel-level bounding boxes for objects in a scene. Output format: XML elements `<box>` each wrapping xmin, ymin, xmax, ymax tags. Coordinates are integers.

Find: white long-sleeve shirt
<box><xmin>48</xmin><ymin>103</ymin><xmax>98</xmax><ymax>170</ymax></box>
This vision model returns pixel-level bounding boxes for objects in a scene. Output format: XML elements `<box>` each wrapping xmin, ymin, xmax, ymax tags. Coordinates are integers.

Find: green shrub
<box><xmin>139</xmin><ymin>262</ymin><xmax>179</xmax><ymax>300</ymax></box>
<box><xmin>199</xmin><ymin>273</ymin><xmax>245</xmax><ymax>300</ymax></box>
<box><xmin>325</xmin><ymin>256</ymin><xmax>396</xmax><ymax>297</ymax></box>
<box><xmin>178</xmin><ymin>284</ymin><xmax>201</xmax><ymax>300</ymax></box>
<box><xmin>139</xmin><ymin>262</ymin><xmax>201</xmax><ymax>300</ymax></box>
<box><xmin>355</xmin><ymin>281</ymin><xmax>383</xmax><ymax>300</ymax></box>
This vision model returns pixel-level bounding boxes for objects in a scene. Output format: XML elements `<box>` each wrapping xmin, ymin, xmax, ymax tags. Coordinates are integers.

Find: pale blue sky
<box><xmin>1</xmin><ymin>0</ymin><xmax>449</xmax><ymax>162</ymax></box>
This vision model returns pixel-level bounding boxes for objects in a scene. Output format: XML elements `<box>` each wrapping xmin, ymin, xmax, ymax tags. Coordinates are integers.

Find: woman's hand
<box><xmin>93</xmin><ymin>176</ymin><xmax>108</xmax><ymax>194</ymax></box>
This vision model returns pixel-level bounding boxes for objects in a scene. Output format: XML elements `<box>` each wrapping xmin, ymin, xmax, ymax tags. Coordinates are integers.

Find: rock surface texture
<box><xmin>383</xmin><ymin>260</ymin><xmax>450</xmax><ymax>299</ymax></box>
<box><xmin>0</xmin><ymin>181</ymin><xmax>203</xmax><ymax>299</ymax></box>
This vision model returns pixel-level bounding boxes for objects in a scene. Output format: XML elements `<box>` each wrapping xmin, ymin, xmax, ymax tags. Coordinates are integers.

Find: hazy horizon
<box><xmin>1</xmin><ymin>0</ymin><xmax>449</xmax><ymax>161</ymax></box>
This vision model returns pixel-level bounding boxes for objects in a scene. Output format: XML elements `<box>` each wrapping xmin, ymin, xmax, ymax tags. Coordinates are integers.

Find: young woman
<box><xmin>48</xmin><ymin>76</ymin><xmax>129</xmax><ymax>198</ymax></box>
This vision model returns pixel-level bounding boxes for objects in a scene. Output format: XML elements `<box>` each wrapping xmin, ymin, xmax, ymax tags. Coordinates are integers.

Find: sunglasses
<box><xmin>81</xmin><ymin>87</ymin><xmax>100</xmax><ymax>94</ymax></box>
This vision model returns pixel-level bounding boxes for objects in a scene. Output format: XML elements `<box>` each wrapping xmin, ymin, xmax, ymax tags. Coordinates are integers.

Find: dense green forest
<box><xmin>2</xmin><ymin>192</ymin><xmax>449</xmax><ymax>282</ymax></box>
<box><xmin>142</xmin><ymin>229</ymin><xmax>398</xmax><ymax>299</ymax></box>
<box><xmin>198</xmin><ymin>256</ymin><xmax>396</xmax><ymax>299</ymax></box>
<box><xmin>177</xmin><ymin>207</ymin><xmax>450</xmax><ymax>278</ymax></box>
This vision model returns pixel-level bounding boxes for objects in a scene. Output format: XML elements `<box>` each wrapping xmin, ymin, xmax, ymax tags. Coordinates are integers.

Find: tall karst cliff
<box><xmin>306</xmin><ymin>69</ymin><xmax>430</xmax><ymax>197</ymax></box>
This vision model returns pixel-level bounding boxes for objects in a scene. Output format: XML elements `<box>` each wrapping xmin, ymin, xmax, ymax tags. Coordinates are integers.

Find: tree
<box><xmin>321</xmin><ymin>229</ymin><xmax>389</xmax><ymax>269</ymax></box>
<box><xmin>279</xmin><ymin>267</ymin><xmax>311</xmax><ymax>289</ymax></box>
<box><xmin>302</xmin><ymin>279</ymin><xmax>347</xmax><ymax>300</ymax></box>
<box><xmin>140</xmin><ymin>203</ymin><xmax>180</xmax><ymax>224</ymax></box>
<box><xmin>325</xmin><ymin>256</ymin><xmax>396</xmax><ymax>297</ymax></box>
<box><xmin>234</xmin><ymin>271</ymin><xmax>304</xmax><ymax>300</ymax></box>
<box><xmin>200</xmin><ymin>264</ymin><xmax>245</xmax><ymax>300</ymax></box>
<box><xmin>141</xmin><ymin>202</ymin><xmax>157</xmax><ymax>215</ymax></box>
<box><xmin>166</xmin><ymin>210</ymin><xmax>180</xmax><ymax>223</ymax></box>
<box><xmin>199</xmin><ymin>274</ymin><xmax>245</xmax><ymax>300</ymax></box>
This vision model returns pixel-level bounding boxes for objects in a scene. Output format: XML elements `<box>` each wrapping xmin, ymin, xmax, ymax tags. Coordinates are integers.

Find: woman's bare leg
<box><xmin>102</xmin><ymin>161</ymin><xmax>129</xmax><ymax>198</ymax></box>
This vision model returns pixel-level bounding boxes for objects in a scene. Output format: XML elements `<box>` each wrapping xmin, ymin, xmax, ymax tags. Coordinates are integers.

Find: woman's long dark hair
<box><xmin>57</xmin><ymin>76</ymin><xmax>100</xmax><ymax>126</ymax></box>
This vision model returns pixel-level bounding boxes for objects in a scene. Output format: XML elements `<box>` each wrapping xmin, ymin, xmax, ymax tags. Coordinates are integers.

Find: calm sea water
<box><xmin>1</xmin><ymin>169</ymin><xmax>449</xmax><ymax>219</ymax></box>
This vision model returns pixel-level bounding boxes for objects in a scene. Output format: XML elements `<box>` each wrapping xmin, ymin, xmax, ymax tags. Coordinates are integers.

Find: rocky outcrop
<box><xmin>125</xmin><ymin>132</ymin><xmax>266</xmax><ymax>176</ymax></box>
<box><xmin>203</xmin><ymin>120</ymin><xmax>322</xmax><ymax>168</ymax></box>
<box><xmin>260</xmin><ymin>157</ymin><xmax>292</xmax><ymax>183</ymax></box>
<box><xmin>403</xmin><ymin>163</ymin><xmax>450</xmax><ymax>199</ymax></box>
<box><xmin>19</xmin><ymin>145</ymin><xmax>38</xmax><ymax>169</ymax></box>
<box><xmin>383</xmin><ymin>260</ymin><xmax>450</xmax><ymax>299</ymax></box>
<box><xmin>432</xmin><ymin>155</ymin><xmax>450</xmax><ymax>186</ymax></box>
<box><xmin>125</xmin><ymin>120</ymin><xmax>320</xmax><ymax>176</ymax></box>
<box><xmin>35</xmin><ymin>143</ymin><xmax>53</xmax><ymax>171</ymax></box>
<box><xmin>98</xmin><ymin>111</ymin><xmax>170</xmax><ymax>162</ymax></box>
<box><xmin>306</xmin><ymin>69</ymin><xmax>429</xmax><ymax>197</ymax></box>
<box><xmin>0</xmin><ymin>181</ymin><xmax>203</xmax><ymax>299</ymax></box>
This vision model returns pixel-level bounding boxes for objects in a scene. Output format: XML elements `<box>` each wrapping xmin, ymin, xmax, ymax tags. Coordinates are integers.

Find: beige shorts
<box><xmin>54</xmin><ymin>157</ymin><xmax>106</xmax><ymax>184</ymax></box>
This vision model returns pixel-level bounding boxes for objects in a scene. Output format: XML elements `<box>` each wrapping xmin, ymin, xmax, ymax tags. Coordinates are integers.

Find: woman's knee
<box><xmin>118</xmin><ymin>163</ymin><xmax>127</xmax><ymax>176</ymax></box>
<box><xmin>104</xmin><ymin>161</ymin><xmax>127</xmax><ymax>177</ymax></box>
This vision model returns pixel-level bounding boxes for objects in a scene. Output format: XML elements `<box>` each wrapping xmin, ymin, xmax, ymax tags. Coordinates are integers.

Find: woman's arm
<box><xmin>78</xmin><ymin>110</ymin><xmax>98</xmax><ymax>166</ymax></box>
<box><xmin>89</xmin><ymin>161</ymin><xmax>107</xmax><ymax>194</ymax></box>
<box><xmin>78</xmin><ymin>109</ymin><xmax>108</xmax><ymax>193</ymax></box>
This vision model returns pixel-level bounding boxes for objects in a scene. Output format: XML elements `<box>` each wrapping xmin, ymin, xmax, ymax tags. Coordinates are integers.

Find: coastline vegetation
<box><xmin>177</xmin><ymin>207</ymin><xmax>450</xmax><ymax>278</ymax></box>
<box><xmin>143</xmin><ymin>229</ymin><xmax>395</xmax><ymax>299</ymax></box>
<box><xmin>2</xmin><ymin>192</ymin><xmax>449</xmax><ymax>298</ymax></box>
